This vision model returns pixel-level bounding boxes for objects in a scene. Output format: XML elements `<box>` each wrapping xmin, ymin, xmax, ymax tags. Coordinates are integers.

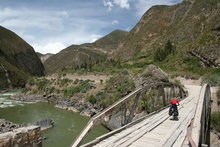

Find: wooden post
<box><xmin>150</xmin><ymin>88</ymin><xmax>155</xmax><ymax>112</ymax></box>
<box><xmin>122</xmin><ymin>104</ymin><xmax>127</xmax><ymax>126</ymax></box>
<box><xmin>126</xmin><ymin>92</ymin><xmax>141</xmax><ymax>124</ymax></box>
<box><xmin>160</xmin><ymin>86</ymin><xmax>166</xmax><ymax>106</ymax></box>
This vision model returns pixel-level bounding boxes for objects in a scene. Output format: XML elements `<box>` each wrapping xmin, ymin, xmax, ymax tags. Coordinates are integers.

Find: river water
<box><xmin>0</xmin><ymin>92</ymin><xmax>108</xmax><ymax>147</ymax></box>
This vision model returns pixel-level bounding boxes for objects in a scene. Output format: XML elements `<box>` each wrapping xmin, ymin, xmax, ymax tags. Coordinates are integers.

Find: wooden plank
<box><xmin>140</xmin><ymin>136</ymin><xmax>160</xmax><ymax>143</ymax></box>
<box><xmin>142</xmin><ymin>132</ymin><xmax>165</xmax><ymax>140</ymax></box>
<box><xmin>152</xmin><ymin>126</ymin><xmax>172</xmax><ymax>134</ymax></box>
<box><xmin>160</xmin><ymin>121</ymin><xmax>176</xmax><ymax>127</ymax></box>
<box><xmin>93</xmin><ymin>118</ymin><xmax>151</xmax><ymax>146</ymax></box>
<box><xmin>131</xmin><ymin>141</ymin><xmax>156</xmax><ymax>147</ymax></box>
<box><xmin>160</xmin><ymin>108</ymin><xmax>195</xmax><ymax>146</ymax></box>
<box><xmin>100</xmin><ymin>107</ymin><xmax>169</xmax><ymax>146</ymax></box>
<box><xmin>95</xmin><ymin>112</ymin><xmax>157</xmax><ymax>146</ymax></box>
<box><xmin>116</xmin><ymin>113</ymin><xmax>170</xmax><ymax>146</ymax></box>
<box><xmin>172</xmin><ymin>129</ymin><xmax>187</xmax><ymax>147</ymax></box>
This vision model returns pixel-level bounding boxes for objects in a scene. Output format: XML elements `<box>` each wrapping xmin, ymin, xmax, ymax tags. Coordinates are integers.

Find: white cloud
<box><xmin>57</xmin><ymin>11</ymin><xmax>69</xmax><ymax>18</ymax></box>
<box><xmin>112</xmin><ymin>20</ymin><xmax>119</xmax><ymax>25</ymax></box>
<box><xmin>0</xmin><ymin>7</ymin><xmax>64</xmax><ymax>32</ymax></box>
<box><xmin>0</xmin><ymin>7</ymin><xmax>11</xmax><ymax>20</ymax></box>
<box><xmin>90</xmin><ymin>38</ymin><xmax>98</xmax><ymax>43</ymax></box>
<box><xmin>74</xmin><ymin>33</ymin><xmax>103</xmax><ymax>44</ymax></box>
<box><xmin>103</xmin><ymin>0</ymin><xmax>130</xmax><ymax>11</ymax></box>
<box><xmin>31</xmin><ymin>32</ymin><xmax>103</xmax><ymax>54</ymax></box>
<box><xmin>113</xmin><ymin>0</ymin><xmax>130</xmax><ymax>9</ymax></box>
<box><xmin>90</xmin><ymin>34</ymin><xmax>103</xmax><ymax>43</ymax></box>
<box><xmin>32</xmin><ymin>42</ymin><xmax>66</xmax><ymax>54</ymax></box>
<box><xmin>103</xmin><ymin>1</ymin><xmax>114</xmax><ymax>12</ymax></box>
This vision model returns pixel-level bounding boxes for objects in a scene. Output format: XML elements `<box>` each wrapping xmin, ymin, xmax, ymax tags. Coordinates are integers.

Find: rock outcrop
<box><xmin>35</xmin><ymin>118</ymin><xmax>54</xmax><ymax>130</ymax></box>
<box><xmin>0</xmin><ymin>119</ymin><xmax>20</xmax><ymax>133</ymax></box>
<box><xmin>135</xmin><ymin>64</ymin><xmax>169</xmax><ymax>87</ymax></box>
<box><xmin>0</xmin><ymin>126</ymin><xmax>42</xmax><ymax>147</ymax></box>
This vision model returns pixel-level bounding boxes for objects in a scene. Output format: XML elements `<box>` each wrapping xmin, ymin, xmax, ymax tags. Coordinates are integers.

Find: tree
<box><xmin>154</xmin><ymin>40</ymin><xmax>175</xmax><ymax>62</ymax></box>
<box><xmin>165</xmin><ymin>39</ymin><xmax>173</xmax><ymax>55</ymax></box>
<box><xmin>154</xmin><ymin>47</ymin><xmax>165</xmax><ymax>62</ymax></box>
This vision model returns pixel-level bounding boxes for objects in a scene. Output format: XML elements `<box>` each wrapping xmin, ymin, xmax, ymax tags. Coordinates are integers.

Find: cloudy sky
<box><xmin>0</xmin><ymin>0</ymin><xmax>182</xmax><ymax>54</ymax></box>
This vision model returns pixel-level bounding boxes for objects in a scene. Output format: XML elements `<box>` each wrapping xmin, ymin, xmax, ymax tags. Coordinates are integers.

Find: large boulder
<box><xmin>135</xmin><ymin>64</ymin><xmax>169</xmax><ymax>87</ymax></box>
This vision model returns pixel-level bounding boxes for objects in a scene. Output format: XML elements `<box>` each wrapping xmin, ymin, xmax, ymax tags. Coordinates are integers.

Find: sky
<box><xmin>0</xmin><ymin>0</ymin><xmax>183</xmax><ymax>54</ymax></box>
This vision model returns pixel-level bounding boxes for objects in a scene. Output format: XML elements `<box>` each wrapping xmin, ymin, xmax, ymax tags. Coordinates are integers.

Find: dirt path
<box><xmin>47</xmin><ymin>73</ymin><xmax>111</xmax><ymax>83</ymax></box>
<box><xmin>211</xmin><ymin>87</ymin><xmax>219</xmax><ymax>112</ymax></box>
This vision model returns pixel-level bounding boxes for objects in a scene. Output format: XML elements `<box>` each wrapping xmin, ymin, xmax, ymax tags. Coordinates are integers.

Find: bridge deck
<box><xmin>83</xmin><ymin>85</ymin><xmax>202</xmax><ymax>147</ymax></box>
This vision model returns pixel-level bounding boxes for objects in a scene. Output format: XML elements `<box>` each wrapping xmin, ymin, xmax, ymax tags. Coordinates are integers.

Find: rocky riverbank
<box><xmin>0</xmin><ymin>119</ymin><xmax>20</xmax><ymax>133</ymax></box>
<box><xmin>0</xmin><ymin>125</ymin><xmax>42</xmax><ymax>147</ymax></box>
<box><xmin>0</xmin><ymin>118</ymin><xmax>54</xmax><ymax>133</ymax></box>
<box><xmin>10</xmin><ymin>93</ymin><xmax>100</xmax><ymax>117</ymax></box>
<box><xmin>0</xmin><ymin>118</ymin><xmax>53</xmax><ymax>146</ymax></box>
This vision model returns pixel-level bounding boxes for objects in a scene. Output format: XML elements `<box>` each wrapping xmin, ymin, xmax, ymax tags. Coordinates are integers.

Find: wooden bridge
<box><xmin>70</xmin><ymin>83</ymin><xmax>211</xmax><ymax>147</ymax></box>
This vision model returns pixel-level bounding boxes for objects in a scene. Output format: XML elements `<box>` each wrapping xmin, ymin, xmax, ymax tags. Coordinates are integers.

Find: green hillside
<box><xmin>0</xmin><ymin>26</ymin><xmax>45</xmax><ymax>89</ymax></box>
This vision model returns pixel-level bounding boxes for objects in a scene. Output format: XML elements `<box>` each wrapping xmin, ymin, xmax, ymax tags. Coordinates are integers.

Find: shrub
<box><xmin>74</xmin><ymin>79</ymin><xmax>79</xmax><ymax>84</ymax></box>
<box><xmin>26</xmin><ymin>77</ymin><xmax>35</xmax><ymax>86</ymax></box>
<box><xmin>97</xmin><ymin>73</ymin><xmax>135</xmax><ymax>107</ymax></box>
<box><xmin>202</xmin><ymin>74</ymin><xmax>220</xmax><ymax>86</ymax></box>
<box><xmin>211</xmin><ymin>112</ymin><xmax>220</xmax><ymax>132</ymax></box>
<box><xmin>85</xmin><ymin>94</ymin><xmax>96</xmax><ymax>104</ymax></box>
<box><xmin>60</xmin><ymin>78</ymin><xmax>71</xmax><ymax>86</ymax></box>
<box><xmin>63</xmin><ymin>86</ymin><xmax>81</xmax><ymax>97</ymax></box>
<box><xmin>100</xmin><ymin>79</ymin><xmax>103</xmax><ymax>84</ymax></box>
<box><xmin>45</xmin><ymin>87</ymin><xmax>56</xmax><ymax>94</ymax></box>
<box><xmin>154</xmin><ymin>40</ymin><xmax>175</xmax><ymax>62</ymax></box>
<box><xmin>36</xmin><ymin>78</ymin><xmax>50</xmax><ymax>90</ymax></box>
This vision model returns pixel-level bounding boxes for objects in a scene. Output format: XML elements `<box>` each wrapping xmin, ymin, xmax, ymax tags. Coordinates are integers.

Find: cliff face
<box><xmin>111</xmin><ymin>0</ymin><xmax>220</xmax><ymax>65</ymax></box>
<box><xmin>0</xmin><ymin>26</ymin><xmax>45</xmax><ymax>89</ymax></box>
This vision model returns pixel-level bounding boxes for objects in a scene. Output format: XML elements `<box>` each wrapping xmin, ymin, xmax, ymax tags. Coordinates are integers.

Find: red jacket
<box><xmin>171</xmin><ymin>98</ymin><xmax>179</xmax><ymax>105</ymax></box>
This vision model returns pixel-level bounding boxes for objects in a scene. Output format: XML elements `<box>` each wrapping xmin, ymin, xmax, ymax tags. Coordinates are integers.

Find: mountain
<box><xmin>36</xmin><ymin>52</ymin><xmax>54</xmax><ymax>63</ymax></box>
<box><xmin>43</xmin><ymin>44</ymin><xmax>106</xmax><ymax>73</ymax></box>
<box><xmin>93</xmin><ymin>29</ymin><xmax>129</xmax><ymax>52</ymax></box>
<box><xmin>0</xmin><ymin>26</ymin><xmax>45</xmax><ymax>89</ymax></box>
<box><xmin>44</xmin><ymin>0</ymin><xmax>219</xmax><ymax>75</ymax></box>
<box><xmin>43</xmin><ymin>29</ymin><xmax>128</xmax><ymax>73</ymax></box>
<box><xmin>110</xmin><ymin>0</ymin><xmax>220</xmax><ymax>68</ymax></box>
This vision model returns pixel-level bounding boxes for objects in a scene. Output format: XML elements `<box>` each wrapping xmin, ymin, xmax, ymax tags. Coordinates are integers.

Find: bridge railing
<box><xmin>70</xmin><ymin>88</ymin><xmax>142</xmax><ymax>147</ymax></box>
<box><xmin>190</xmin><ymin>84</ymin><xmax>211</xmax><ymax>147</ymax></box>
<box><xmin>70</xmin><ymin>82</ymin><xmax>187</xmax><ymax>147</ymax></box>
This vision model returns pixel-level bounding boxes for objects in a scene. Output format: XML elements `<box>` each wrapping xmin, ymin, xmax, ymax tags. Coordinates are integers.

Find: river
<box><xmin>0</xmin><ymin>92</ymin><xmax>109</xmax><ymax>147</ymax></box>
